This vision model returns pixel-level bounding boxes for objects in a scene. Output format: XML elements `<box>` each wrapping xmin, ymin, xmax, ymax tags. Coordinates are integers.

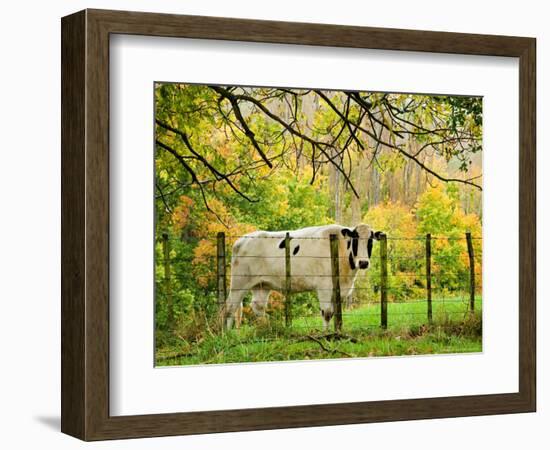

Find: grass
<box><xmin>156</xmin><ymin>296</ymin><xmax>482</xmax><ymax>366</ymax></box>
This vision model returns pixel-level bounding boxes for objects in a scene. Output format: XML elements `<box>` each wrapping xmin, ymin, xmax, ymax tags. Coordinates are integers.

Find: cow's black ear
<box><xmin>278</xmin><ymin>239</ymin><xmax>285</xmax><ymax>249</ymax></box>
<box><xmin>373</xmin><ymin>231</ymin><xmax>385</xmax><ymax>240</ymax></box>
<box><xmin>341</xmin><ymin>228</ymin><xmax>352</xmax><ymax>237</ymax></box>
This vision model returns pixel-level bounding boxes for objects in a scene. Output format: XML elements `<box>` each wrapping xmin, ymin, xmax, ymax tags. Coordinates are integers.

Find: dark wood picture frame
<box><xmin>61</xmin><ymin>9</ymin><xmax>536</xmax><ymax>441</ymax></box>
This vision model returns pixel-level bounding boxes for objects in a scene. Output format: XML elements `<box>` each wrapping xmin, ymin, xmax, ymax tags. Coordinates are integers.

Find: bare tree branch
<box><xmin>156</xmin><ymin>119</ymin><xmax>258</xmax><ymax>202</ymax></box>
<box><xmin>156</xmin><ymin>84</ymin><xmax>482</xmax><ymax>217</ymax></box>
<box><xmin>212</xmin><ymin>87</ymin><xmax>360</xmax><ymax>197</ymax></box>
<box><xmin>209</xmin><ymin>85</ymin><xmax>273</xmax><ymax>168</ymax></box>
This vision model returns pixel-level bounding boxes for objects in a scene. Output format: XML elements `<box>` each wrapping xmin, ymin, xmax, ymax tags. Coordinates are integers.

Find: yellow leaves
<box><xmin>193</xmin><ymin>239</ymin><xmax>215</xmax><ymax>265</ymax></box>
<box><xmin>191</xmin><ymin>221</ymin><xmax>256</xmax><ymax>287</ymax></box>
<box><xmin>201</xmin><ymin>199</ymin><xmax>254</xmax><ymax>240</ymax></box>
<box><xmin>417</xmin><ymin>184</ymin><xmax>454</xmax><ymax>210</ymax></box>
<box><xmin>188</xmin><ymin>197</ymin><xmax>256</xmax><ymax>287</ymax></box>
<box><xmin>217</xmin><ymin>144</ymin><xmax>232</xmax><ymax>158</ymax></box>
<box><xmin>364</xmin><ymin>201</ymin><xmax>419</xmax><ymax>256</ymax></box>
<box><xmin>461</xmin><ymin>211</ymin><xmax>482</xmax><ymax>259</ymax></box>
<box><xmin>461</xmin><ymin>213</ymin><xmax>482</xmax><ymax>234</ymax></box>
<box><xmin>157</xmin><ymin>169</ymin><xmax>169</xmax><ymax>182</ymax></box>
<box><xmin>364</xmin><ymin>201</ymin><xmax>417</xmax><ymax>239</ymax></box>
<box><xmin>172</xmin><ymin>195</ymin><xmax>194</xmax><ymax>231</ymax></box>
<box><xmin>192</xmin><ymin>239</ymin><xmax>216</xmax><ymax>287</ymax></box>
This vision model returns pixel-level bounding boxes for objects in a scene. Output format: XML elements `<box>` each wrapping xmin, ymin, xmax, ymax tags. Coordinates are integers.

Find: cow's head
<box><xmin>341</xmin><ymin>224</ymin><xmax>384</xmax><ymax>270</ymax></box>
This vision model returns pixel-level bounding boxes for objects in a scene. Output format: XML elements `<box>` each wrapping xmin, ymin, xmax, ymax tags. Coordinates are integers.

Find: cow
<box><xmin>224</xmin><ymin>223</ymin><xmax>384</xmax><ymax>330</ymax></box>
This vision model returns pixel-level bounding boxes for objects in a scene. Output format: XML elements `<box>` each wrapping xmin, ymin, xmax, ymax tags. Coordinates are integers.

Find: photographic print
<box><xmin>154</xmin><ymin>84</ymin><xmax>482</xmax><ymax>366</ymax></box>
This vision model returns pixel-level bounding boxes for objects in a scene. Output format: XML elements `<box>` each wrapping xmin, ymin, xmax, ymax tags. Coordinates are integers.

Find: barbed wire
<box><xmin>155</xmin><ymin>231</ymin><xmax>481</xmax><ymax>337</ymax></box>
<box><xmin>156</xmin><ymin>298</ymin><xmax>481</xmax><ymax>308</ymax></box>
<box><xmin>163</xmin><ymin>254</ymin><xmax>482</xmax><ymax>262</ymax></box>
<box><xmin>161</xmin><ymin>234</ymin><xmax>482</xmax><ymax>241</ymax></box>
<box><xmin>161</xmin><ymin>271</ymin><xmax>481</xmax><ymax>281</ymax></box>
<box><xmin>156</xmin><ymin>286</ymin><xmax>478</xmax><ymax>294</ymax></box>
<box><xmin>231</xmin><ymin>312</ymin><xmax>477</xmax><ymax>325</ymax></box>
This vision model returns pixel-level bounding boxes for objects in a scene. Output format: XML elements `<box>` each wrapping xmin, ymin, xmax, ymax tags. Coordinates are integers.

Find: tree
<box><xmin>153</xmin><ymin>85</ymin><xmax>484</xmax><ymax>328</ymax></box>
<box><xmin>155</xmin><ymin>84</ymin><xmax>482</xmax><ymax>218</ymax></box>
<box><xmin>415</xmin><ymin>183</ymin><xmax>481</xmax><ymax>292</ymax></box>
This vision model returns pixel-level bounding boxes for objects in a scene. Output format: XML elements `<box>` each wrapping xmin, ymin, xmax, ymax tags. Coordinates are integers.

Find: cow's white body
<box><xmin>225</xmin><ymin>224</ymin><xmax>379</xmax><ymax>330</ymax></box>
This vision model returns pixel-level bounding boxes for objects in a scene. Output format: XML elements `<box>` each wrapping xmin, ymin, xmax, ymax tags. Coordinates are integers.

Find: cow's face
<box><xmin>341</xmin><ymin>224</ymin><xmax>384</xmax><ymax>270</ymax></box>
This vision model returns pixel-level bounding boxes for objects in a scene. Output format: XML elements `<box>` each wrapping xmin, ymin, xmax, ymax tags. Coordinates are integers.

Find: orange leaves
<box><xmin>364</xmin><ymin>201</ymin><xmax>418</xmax><ymax>239</ymax></box>
<box><xmin>172</xmin><ymin>195</ymin><xmax>194</xmax><ymax>231</ymax></box>
<box><xmin>364</xmin><ymin>201</ymin><xmax>420</xmax><ymax>261</ymax></box>
<box><xmin>217</xmin><ymin>144</ymin><xmax>233</xmax><ymax>159</ymax></box>
<box><xmin>193</xmin><ymin>239</ymin><xmax>215</xmax><ymax>265</ymax></box>
<box><xmin>188</xmin><ymin>197</ymin><xmax>257</xmax><ymax>287</ymax></box>
<box><xmin>192</xmin><ymin>239</ymin><xmax>216</xmax><ymax>287</ymax></box>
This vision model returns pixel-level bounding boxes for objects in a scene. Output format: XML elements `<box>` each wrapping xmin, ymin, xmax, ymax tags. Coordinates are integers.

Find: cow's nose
<box><xmin>358</xmin><ymin>260</ymin><xmax>369</xmax><ymax>269</ymax></box>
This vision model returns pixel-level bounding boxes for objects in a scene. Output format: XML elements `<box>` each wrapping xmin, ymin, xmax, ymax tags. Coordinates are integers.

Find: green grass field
<box><xmin>156</xmin><ymin>297</ymin><xmax>482</xmax><ymax>366</ymax></box>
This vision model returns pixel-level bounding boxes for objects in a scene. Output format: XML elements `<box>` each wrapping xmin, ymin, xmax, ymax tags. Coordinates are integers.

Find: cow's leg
<box><xmin>250</xmin><ymin>288</ymin><xmax>270</xmax><ymax>317</ymax></box>
<box><xmin>345</xmin><ymin>294</ymin><xmax>353</xmax><ymax>309</ymax></box>
<box><xmin>234</xmin><ymin>303</ymin><xmax>243</xmax><ymax>329</ymax></box>
<box><xmin>225</xmin><ymin>288</ymin><xmax>247</xmax><ymax>330</ymax></box>
<box><xmin>317</xmin><ymin>290</ymin><xmax>334</xmax><ymax>332</ymax></box>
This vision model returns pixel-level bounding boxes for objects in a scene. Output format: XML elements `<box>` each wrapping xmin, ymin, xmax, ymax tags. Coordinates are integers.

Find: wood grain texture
<box><xmin>518</xmin><ymin>38</ymin><xmax>536</xmax><ymax>410</ymax></box>
<box><xmin>61</xmin><ymin>10</ymin><xmax>86</xmax><ymax>439</ymax></box>
<box><xmin>88</xmin><ymin>8</ymin><xmax>530</xmax><ymax>56</ymax></box>
<box><xmin>61</xmin><ymin>8</ymin><xmax>537</xmax><ymax>441</ymax></box>
<box><xmin>85</xmin><ymin>10</ymin><xmax>111</xmax><ymax>440</ymax></box>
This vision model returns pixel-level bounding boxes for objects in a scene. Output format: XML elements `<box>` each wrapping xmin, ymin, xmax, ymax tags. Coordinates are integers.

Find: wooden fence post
<box><xmin>380</xmin><ymin>233</ymin><xmax>388</xmax><ymax>329</ymax></box>
<box><xmin>466</xmin><ymin>232</ymin><xmax>476</xmax><ymax>313</ymax></box>
<box><xmin>284</xmin><ymin>232</ymin><xmax>292</xmax><ymax>327</ymax></box>
<box><xmin>426</xmin><ymin>233</ymin><xmax>433</xmax><ymax>324</ymax></box>
<box><xmin>329</xmin><ymin>234</ymin><xmax>343</xmax><ymax>332</ymax></box>
<box><xmin>216</xmin><ymin>232</ymin><xmax>227</xmax><ymax>313</ymax></box>
<box><xmin>162</xmin><ymin>233</ymin><xmax>174</xmax><ymax>326</ymax></box>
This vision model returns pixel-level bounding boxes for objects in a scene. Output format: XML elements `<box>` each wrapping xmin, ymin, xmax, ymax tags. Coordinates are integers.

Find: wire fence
<box><xmin>156</xmin><ymin>230</ymin><xmax>482</xmax><ymax>334</ymax></box>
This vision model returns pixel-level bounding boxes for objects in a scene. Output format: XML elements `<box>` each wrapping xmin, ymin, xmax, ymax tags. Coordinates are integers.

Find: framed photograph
<box><xmin>61</xmin><ymin>9</ymin><xmax>536</xmax><ymax>441</ymax></box>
